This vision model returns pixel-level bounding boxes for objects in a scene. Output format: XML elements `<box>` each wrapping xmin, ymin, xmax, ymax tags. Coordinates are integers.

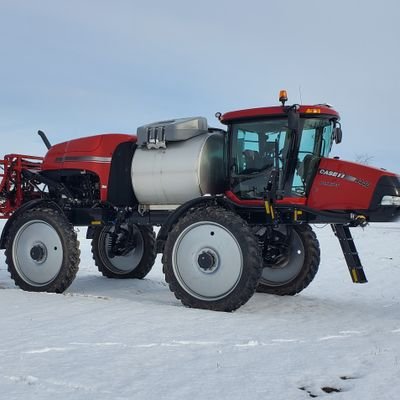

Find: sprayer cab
<box><xmin>220</xmin><ymin>98</ymin><xmax>341</xmax><ymax>201</ymax></box>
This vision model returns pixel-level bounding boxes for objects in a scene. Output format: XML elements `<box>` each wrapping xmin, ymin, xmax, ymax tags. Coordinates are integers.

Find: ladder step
<box><xmin>350</xmin><ymin>267</ymin><xmax>368</xmax><ymax>283</ymax></box>
<box><xmin>331</xmin><ymin>224</ymin><xmax>368</xmax><ymax>284</ymax></box>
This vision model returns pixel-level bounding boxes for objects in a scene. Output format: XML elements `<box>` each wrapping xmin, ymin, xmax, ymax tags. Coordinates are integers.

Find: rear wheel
<box><xmin>163</xmin><ymin>206</ymin><xmax>262</xmax><ymax>311</ymax></box>
<box><xmin>257</xmin><ymin>224</ymin><xmax>320</xmax><ymax>295</ymax></box>
<box><xmin>91</xmin><ymin>224</ymin><xmax>156</xmax><ymax>279</ymax></box>
<box><xmin>5</xmin><ymin>207</ymin><xmax>80</xmax><ymax>292</ymax></box>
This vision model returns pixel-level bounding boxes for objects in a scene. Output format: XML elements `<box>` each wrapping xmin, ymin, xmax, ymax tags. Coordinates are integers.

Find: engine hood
<box><xmin>42</xmin><ymin>133</ymin><xmax>135</xmax><ymax>171</ymax></box>
<box><xmin>308</xmin><ymin>158</ymin><xmax>398</xmax><ymax>210</ymax></box>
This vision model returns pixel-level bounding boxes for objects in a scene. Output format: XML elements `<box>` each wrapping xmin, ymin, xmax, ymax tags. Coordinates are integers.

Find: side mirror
<box><xmin>333</xmin><ymin>126</ymin><xmax>342</xmax><ymax>144</ymax></box>
<box><xmin>287</xmin><ymin>108</ymin><xmax>300</xmax><ymax>131</ymax></box>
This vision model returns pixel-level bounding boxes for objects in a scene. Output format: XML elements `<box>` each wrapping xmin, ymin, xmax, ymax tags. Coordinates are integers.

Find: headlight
<box><xmin>380</xmin><ymin>195</ymin><xmax>400</xmax><ymax>206</ymax></box>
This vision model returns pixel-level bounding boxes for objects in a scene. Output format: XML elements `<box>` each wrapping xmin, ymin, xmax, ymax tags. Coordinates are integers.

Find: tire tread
<box><xmin>163</xmin><ymin>206</ymin><xmax>262</xmax><ymax>312</ymax></box>
<box><xmin>5</xmin><ymin>207</ymin><xmax>80</xmax><ymax>293</ymax></box>
<box><xmin>257</xmin><ymin>224</ymin><xmax>320</xmax><ymax>296</ymax></box>
<box><xmin>91</xmin><ymin>225</ymin><xmax>157</xmax><ymax>279</ymax></box>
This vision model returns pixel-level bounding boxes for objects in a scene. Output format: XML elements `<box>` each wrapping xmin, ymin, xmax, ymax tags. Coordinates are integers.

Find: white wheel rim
<box><xmin>100</xmin><ymin>225</ymin><xmax>144</xmax><ymax>273</ymax></box>
<box><xmin>172</xmin><ymin>222</ymin><xmax>243</xmax><ymax>301</ymax></box>
<box><xmin>12</xmin><ymin>220</ymin><xmax>63</xmax><ymax>287</ymax></box>
<box><xmin>260</xmin><ymin>229</ymin><xmax>305</xmax><ymax>285</ymax></box>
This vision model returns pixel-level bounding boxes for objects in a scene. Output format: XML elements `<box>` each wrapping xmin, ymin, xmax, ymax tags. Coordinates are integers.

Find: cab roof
<box><xmin>220</xmin><ymin>105</ymin><xmax>339</xmax><ymax>124</ymax></box>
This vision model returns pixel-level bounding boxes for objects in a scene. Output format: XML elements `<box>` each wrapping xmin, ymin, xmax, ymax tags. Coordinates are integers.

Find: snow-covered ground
<box><xmin>0</xmin><ymin>222</ymin><xmax>399</xmax><ymax>399</ymax></box>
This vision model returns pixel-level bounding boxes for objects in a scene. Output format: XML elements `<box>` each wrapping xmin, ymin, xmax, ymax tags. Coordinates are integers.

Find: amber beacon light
<box><xmin>279</xmin><ymin>90</ymin><xmax>288</xmax><ymax>106</ymax></box>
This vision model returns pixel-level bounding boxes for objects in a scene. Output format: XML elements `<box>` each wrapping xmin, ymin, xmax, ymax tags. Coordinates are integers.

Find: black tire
<box><xmin>257</xmin><ymin>224</ymin><xmax>320</xmax><ymax>295</ymax></box>
<box><xmin>163</xmin><ymin>206</ymin><xmax>262</xmax><ymax>312</ymax></box>
<box><xmin>5</xmin><ymin>207</ymin><xmax>80</xmax><ymax>293</ymax></box>
<box><xmin>91</xmin><ymin>224</ymin><xmax>156</xmax><ymax>279</ymax></box>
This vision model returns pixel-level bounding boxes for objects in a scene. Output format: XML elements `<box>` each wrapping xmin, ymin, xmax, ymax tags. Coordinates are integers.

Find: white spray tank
<box><xmin>131</xmin><ymin>117</ymin><xmax>226</xmax><ymax>206</ymax></box>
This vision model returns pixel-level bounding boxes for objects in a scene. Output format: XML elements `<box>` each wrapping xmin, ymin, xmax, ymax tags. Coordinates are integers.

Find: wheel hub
<box><xmin>195</xmin><ymin>248</ymin><xmax>219</xmax><ymax>274</ymax></box>
<box><xmin>197</xmin><ymin>251</ymin><xmax>216</xmax><ymax>271</ymax></box>
<box><xmin>30</xmin><ymin>243</ymin><xmax>47</xmax><ymax>263</ymax></box>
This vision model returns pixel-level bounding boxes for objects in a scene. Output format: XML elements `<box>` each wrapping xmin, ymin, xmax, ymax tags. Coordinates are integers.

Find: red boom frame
<box><xmin>0</xmin><ymin>154</ymin><xmax>43</xmax><ymax>219</ymax></box>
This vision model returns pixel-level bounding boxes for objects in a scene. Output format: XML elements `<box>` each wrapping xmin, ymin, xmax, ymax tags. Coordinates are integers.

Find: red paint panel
<box><xmin>276</xmin><ymin>197</ymin><xmax>307</xmax><ymax>206</ymax></box>
<box><xmin>42</xmin><ymin>141</ymin><xmax>67</xmax><ymax>170</ymax></box>
<box><xmin>225</xmin><ymin>190</ymin><xmax>264</xmax><ymax>206</ymax></box>
<box><xmin>225</xmin><ymin>190</ymin><xmax>306</xmax><ymax>207</ymax></box>
<box><xmin>221</xmin><ymin>105</ymin><xmax>339</xmax><ymax>123</ymax></box>
<box><xmin>307</xmin><ymin>158</ymin><xmax>396</xmax><ymax>210</ymax></box>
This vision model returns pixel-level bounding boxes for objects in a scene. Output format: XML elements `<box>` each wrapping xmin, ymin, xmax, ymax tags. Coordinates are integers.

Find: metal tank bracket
<box><xmin>136</xmin><ymin>117</ymin><xmax>208</xmax><ymax>149</ymax></box>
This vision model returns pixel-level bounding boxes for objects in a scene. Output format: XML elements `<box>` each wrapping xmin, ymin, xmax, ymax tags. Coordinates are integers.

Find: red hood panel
<box><xmin>42</xmin><ymin>133</ymin><xmax>135</xmax><ymax>170</ymax></box>
<box><xmin>307</xmin><ymin>158</ymin><xmax>396</xmax><ymax>210</ymax></box>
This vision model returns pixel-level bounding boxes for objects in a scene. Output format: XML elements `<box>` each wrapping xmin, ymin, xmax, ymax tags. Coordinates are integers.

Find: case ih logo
<box><xmin>319</xmin><ymin>169</ymin><xmax>346</xmax><ymax>179</ymax></box>
<box><xmin>319</xmin><ymin>169</ymin><xmax>370</xmax><ymax>188</ymax></box>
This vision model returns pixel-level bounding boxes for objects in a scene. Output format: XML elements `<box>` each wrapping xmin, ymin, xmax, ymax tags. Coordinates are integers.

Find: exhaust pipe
<box><xmin>37</xmin><ymin>130</ymin><xmax>52</xmax><ymax>150</ymax></box>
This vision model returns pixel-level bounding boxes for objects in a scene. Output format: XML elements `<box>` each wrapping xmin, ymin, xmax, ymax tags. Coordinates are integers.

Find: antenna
<box><xmin>298</xmin><ymin>85</ymin><xmax>303</xmax><ymax>104</ymax></box>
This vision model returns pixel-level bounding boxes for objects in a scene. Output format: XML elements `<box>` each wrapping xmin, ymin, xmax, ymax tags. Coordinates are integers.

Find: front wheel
<box><xmin>257</xmin><ymin>224</ymin><xmax>320</xmax><ymax>295</ymax></box>
<box><xmin>5</xmin><ymin>207</ymin><xmax>80</xmax><ymax>292</ymax></box>
<box><xmin>163</xmin><ymin>206</ymin><xmax>262</xmax><ymax>312</ymax></box>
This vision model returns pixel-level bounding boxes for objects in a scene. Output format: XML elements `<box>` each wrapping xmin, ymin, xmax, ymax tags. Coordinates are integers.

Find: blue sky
<box><xmin>0</xmin><ymin>0</ymin><xmax>399</xmax><ymax>172</ymax></box>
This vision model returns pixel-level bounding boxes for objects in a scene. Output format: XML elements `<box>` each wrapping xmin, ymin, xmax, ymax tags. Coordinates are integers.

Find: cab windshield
<box><xmin>230</xmin><ymin>117</ymin><xmax>334</xmax><ymax>199</ymax></box>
